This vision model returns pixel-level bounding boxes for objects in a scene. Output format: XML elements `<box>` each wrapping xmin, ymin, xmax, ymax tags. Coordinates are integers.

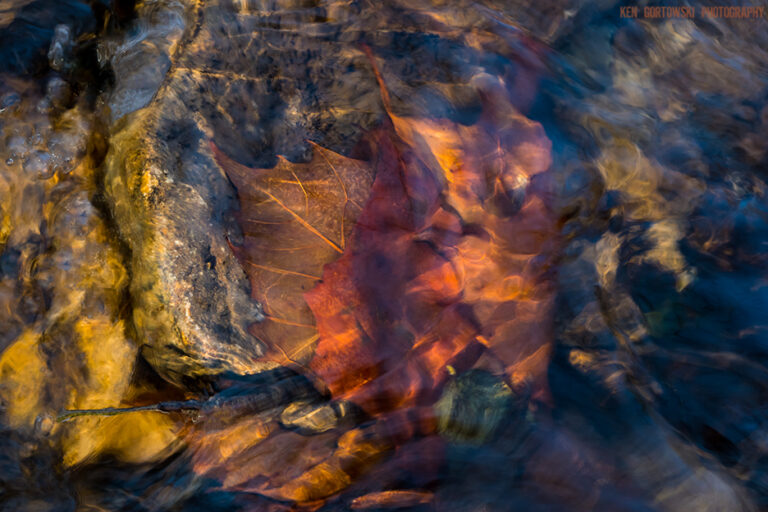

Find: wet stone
<box><xmin>434</xmin><ymin>370</ymin><xmax>516</xmax><ymax>444</ymax></box>
<box><xmin>280</xmin><ymin>400</ymin><xmax>340</xmax><ymax>434</ymax></box>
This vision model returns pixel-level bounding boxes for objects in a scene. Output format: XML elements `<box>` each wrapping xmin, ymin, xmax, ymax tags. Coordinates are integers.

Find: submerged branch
<box><xmin>57</xmin><ymin>370</ymin><xmax>322</xmax><ymax>423</ymax></box>
<box><xmin>57</xmin><ymin>400</ymin><xmax>205</xmax><ymax>422</ymax></box>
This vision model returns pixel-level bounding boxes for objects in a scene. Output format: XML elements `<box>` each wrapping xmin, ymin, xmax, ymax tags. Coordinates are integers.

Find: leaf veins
<box><xmin>212</xmin><ymin>142</ymin><xmax>375</xmax><ymax>365</ymax></box>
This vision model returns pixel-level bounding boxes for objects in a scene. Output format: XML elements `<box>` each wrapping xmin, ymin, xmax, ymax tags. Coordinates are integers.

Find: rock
<box><xmin>434</xmin><ymin>370</ymin><xmax>516</xmax><ymax>444</ymax></box>
<box><xmin>278</xmin><ymin>399</ymin><xmax>363</xmax><ymax>435</ymax></box>
<box><xmin>280</xmin><ymin>401</ymin><xmax>339</xmax><ymax>434</ymax></box>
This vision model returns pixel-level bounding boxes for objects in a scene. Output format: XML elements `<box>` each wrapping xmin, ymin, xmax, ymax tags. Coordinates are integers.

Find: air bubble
<box><xmin>45</xmin><ymin>77</ymin><xmax>71</xmax><ymax>110</ymax></box>
<box><xmin>23</xmin><ymin>151</ymin><xmax>53</xmax><ymax>179</ymax></box>
<box><xmin>0</xmin><ymin>92</ymin><xmax>20</xmax><ymax>113</ymax></box>
<box><xmin>5</xmin><ymin>135</ymin><xmax>27</xmax><ymax>159</ymax></box>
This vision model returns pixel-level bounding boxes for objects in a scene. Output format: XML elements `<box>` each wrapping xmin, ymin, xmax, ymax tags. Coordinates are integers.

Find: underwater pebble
<box><xmin>434</xmin><ymin>369</ymin><xmax>515</xmax><ymax>444</ymax></box>
<box><xmin>280</xmin><ymin>400</ymin><xmax>339</xmax><ymax>434</ymax></box>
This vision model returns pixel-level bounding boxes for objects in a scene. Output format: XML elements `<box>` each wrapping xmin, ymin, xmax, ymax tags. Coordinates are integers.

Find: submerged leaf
<box><xmin>212</xmin><ymin>143</ymin><xmax>375</xmax><ymax>365</ymax></box>
<box><xmin>307</xmin><ymin>55</ymin><xmax>558</xmax><ymax>413</ymax></box>
<box><xmin>350</xmin><ymin>490</ymin><xmax>434</xmax><ymax>509</ymax></box>
<box><xmin>197</xmin><ymin>50</ymin><xmax>557</xmax><ymax>506</ymax></box>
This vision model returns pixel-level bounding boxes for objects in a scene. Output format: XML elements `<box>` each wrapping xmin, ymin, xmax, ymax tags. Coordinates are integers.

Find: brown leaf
<box><xmin>191</xmin><ymin>421</ymin><xmax>393</xmax><ymax>503</ymax></box>
<box><xmin>350</xmin><ymin>490</ymin><xmax>434</xmax><ymax>509</ymax></box>
<box><xmin>188</xmin><ymin>416</ymin><xmax>277</xmax><ymax>476</ymax></box>
<box><xmin>212</xmin><ymin>142</ymin><xmax>375</xmax><ymax>365</ymax></box>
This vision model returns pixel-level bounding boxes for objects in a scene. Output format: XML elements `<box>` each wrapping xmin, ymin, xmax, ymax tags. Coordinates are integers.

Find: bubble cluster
<box><xmin>1</xmin><ymin>76</ymin><xmax>90</xmax><ymax>182</ymax></box>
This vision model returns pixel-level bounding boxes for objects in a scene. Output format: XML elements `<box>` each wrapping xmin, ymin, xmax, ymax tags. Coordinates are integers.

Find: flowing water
<box><xmin>1</xmin><ymin>1</ymin><xmax>768</xmax><ymax>510</ymax></box>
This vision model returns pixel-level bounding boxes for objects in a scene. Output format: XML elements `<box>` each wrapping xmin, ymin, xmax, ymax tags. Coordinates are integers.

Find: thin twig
<box><xmin>57</xmin><ymin>399</ymin><xmax>204</xmax><ymax>422</ymax></box>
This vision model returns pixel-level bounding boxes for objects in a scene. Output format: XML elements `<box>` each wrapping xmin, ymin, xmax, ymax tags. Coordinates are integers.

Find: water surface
<box><xmin>1</xmin><ymin>1</ymin><xmax>767</xmax><ymax>510</ymax></box>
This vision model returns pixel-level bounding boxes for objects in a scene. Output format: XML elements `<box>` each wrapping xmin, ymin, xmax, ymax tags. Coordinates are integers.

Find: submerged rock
<box><xmin>434</xmin><ymin>370</ymin><xmax>516</xmax><ymax>444</ymax></box>
<box><xmin>105</xmin><ymin>108</ymin><xmax>272</xmax><ymax>384</ymax></box>
<box><xmin>101</xmin><ymin>0</ymin><xmax>271</xmax><ymax>385</ymax></box>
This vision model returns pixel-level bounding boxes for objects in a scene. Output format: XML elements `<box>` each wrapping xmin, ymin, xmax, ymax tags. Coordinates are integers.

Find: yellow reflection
<box><xmin>61</xmin><ymin>316</ymin><xmax>180</xmax><ymax>466</ymax></box>
<box><xmin>0</xmin><ymin>329</ymin><xmax>47</xmax><ymax>429</ymax></box>
<box><xmin>63</xmin><ymin>412</ymin><xmax>179</xmax><ymax>466</ymax></box>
